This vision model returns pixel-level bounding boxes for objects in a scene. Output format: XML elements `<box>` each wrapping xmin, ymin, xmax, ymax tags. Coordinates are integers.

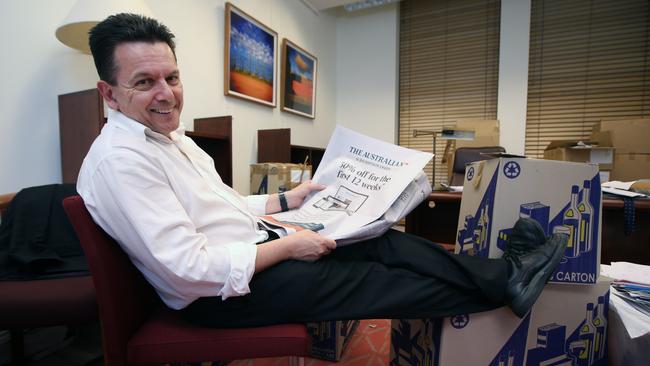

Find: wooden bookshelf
<box><xmin>257</xmin><ymin>128</ymin><xmax>324</xmax><ymax>173</ymax></box>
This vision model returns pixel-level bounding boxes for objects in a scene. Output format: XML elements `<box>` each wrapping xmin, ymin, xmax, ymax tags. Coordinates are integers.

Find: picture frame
<box><xmin>224</xmin><ymin>2</ymin><xmax>277</xmax><ymax>107</ymax></box>
<box><xmin>281</xmin><ymin>38</ymin><xmax>317</xmax><ymax>119</ymax></box>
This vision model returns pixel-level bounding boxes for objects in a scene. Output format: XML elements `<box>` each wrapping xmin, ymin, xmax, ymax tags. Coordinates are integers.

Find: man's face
<box><xmin>97</xmin><ymin>41</ymin><xmax>183</xmax><ymax>137</ymax></box>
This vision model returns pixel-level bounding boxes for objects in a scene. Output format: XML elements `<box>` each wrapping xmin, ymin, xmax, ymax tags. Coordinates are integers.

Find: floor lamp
<box><xmin>413</xmin><ymin>129</ymin><xmax>476</xmax><ymax>188</ymax></box>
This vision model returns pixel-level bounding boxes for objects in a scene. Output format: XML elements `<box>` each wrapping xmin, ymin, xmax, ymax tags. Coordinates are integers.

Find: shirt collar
<box><xmin>107</xmin><ymin>109</ymin><xmax>186</xmax><ymax>144</ymax></box>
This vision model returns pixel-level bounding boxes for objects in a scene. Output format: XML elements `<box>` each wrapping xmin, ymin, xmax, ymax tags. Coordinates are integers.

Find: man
<box><xmin>78</xmin><ymin>13</ymin><xmax>567</xmax><ymax>328</ymax></box>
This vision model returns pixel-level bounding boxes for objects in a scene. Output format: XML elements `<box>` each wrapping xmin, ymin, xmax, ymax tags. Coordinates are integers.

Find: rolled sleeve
<box><xmin>245</xmin><ymin>194</ymin><xmax>269</xmax><ymax>215</ymax></box>
<box><xmin>215</xmin><ymin>242</ymin><xmax>258</xmax><ymax>299</ymax></box>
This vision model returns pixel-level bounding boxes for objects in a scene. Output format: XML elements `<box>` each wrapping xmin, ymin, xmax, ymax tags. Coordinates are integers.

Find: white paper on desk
<box><xmin>603</xmin><ymin>180</ymin><xmax>637</xmax><ymax>190</ymax></box>
<box><xmin>610</xmin><ymin>289</ymin><xmax>650</xmax><ymax>338</ymax></box>
<box><xmin>602</xmin><ymin>186</ymin><xmax>646</xmax><ymax>198</ymax></box>
<box><xmin>605</xmin><ymin>262</ymin><xmax>650</xmax><ymax>285</ymax></box>
<box><xmin>440</xmin><ymin>183</ymin><xmax>464</xmax><ymax>192</ymax></box>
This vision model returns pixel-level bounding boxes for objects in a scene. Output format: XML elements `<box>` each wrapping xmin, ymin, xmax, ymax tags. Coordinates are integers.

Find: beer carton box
<box><xmin>307</xmin><ymin>320</ymin><xmax>360</xmax><ymax>361</ymax></box>
<box><xmin>390</xmin><ymin>278</ymin><xmax>611</xmax><ymax>366</ymax></box>
<box><xmin>455</xmin><ymin>157</ymin><xmax>601</xmax><ymax>284</ymax></box>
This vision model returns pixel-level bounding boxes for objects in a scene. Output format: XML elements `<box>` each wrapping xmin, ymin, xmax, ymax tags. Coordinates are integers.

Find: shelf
<box><xmin>258</xmin><ymin>128</ymin><xmax>325</xmax><ymax>173</ymax></box>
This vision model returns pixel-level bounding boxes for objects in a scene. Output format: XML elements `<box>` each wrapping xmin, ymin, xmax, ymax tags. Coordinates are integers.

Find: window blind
<box><xmin>398</xmin><ymin>0</ymin><xmax>501</xmax><ymax>186</ymax></box>
<box><xmin>525</xmin><ymin>0</ymin><xmax>650</xmax><ymax>158</ymax></box>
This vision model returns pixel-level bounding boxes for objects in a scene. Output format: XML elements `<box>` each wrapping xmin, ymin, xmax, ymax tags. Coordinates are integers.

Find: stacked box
<box><xmin>455</xmin><ymin>157</ymin><xmax>602</xmax><ymax>284</ymax></box>
<box><xmin>592</xmin><ymin>119</ymin><xmax>650</xmax><ymax>181</ymax></box>
<box><xmin>543</xmin><ymin>141</ymin><xmax>614</xmax><ymax>182</ymax></box>
<box><xmin>307</xmin><ymin>320</ymin><xmax>359</xmax><ymax>361</ymax></box>
<box><xmin>250</xmin><ymin>163</ymin><xmax>310</xmax><ymax>195</ymax></box>
<box><xmin>390</xmin><ymin>278</ymin><xmax>611</xmax><ymax>366</ymax></box>
<box><xmin>543</xmin><ymin>141</ymin><xmax>614</xmax><ymax>170</ymax></box>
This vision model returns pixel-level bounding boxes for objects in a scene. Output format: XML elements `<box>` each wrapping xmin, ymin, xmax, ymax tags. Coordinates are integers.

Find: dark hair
<box><xmin>89</xmin><ymin>13</ymin><xmax>176</xmax><ymax>85</ymax></box>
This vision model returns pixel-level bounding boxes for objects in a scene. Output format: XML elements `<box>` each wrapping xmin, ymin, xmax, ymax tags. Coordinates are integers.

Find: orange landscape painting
<box><xmin>230</xmin><ymin>71</ymin><xmax>273</xmax><ymax>102</ymax></box>
<box><xmin>226</xmin><ymin>4</ymin><xmax>276</xmax><ymax>106</ymax></box>
<box><xmin>282</xmin><ymin>40</ymin><xmax>317</xmax><ymax>117</ymax></box>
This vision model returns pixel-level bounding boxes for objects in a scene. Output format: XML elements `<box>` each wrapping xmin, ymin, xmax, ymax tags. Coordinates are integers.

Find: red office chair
<box><xmin>62</xmin><ymin>195</ymin><xmax>308</xmax><ymax>365</ymax></box>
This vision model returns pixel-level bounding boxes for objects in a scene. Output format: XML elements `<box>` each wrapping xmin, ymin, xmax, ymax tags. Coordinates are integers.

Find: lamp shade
<box><xmin>56</xmin><ymin>0</ymin><xmax>154</xmax><ymax>54</ymax></box>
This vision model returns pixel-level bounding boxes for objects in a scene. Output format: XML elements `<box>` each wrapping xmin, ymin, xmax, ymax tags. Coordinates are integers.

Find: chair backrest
<box><xmin>63</xmin><ymin>195</ymin><xmax>160</xmax><ymax>365</ymax></box>
<box><xmin>450</xmin><ymin>146</ymin><xmax>506</xmax><ymax>186</ymax></box>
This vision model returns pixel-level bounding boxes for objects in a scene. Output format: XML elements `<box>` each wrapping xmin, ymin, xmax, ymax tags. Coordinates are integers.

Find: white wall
<box><xmin>497</xmin><ymin>0</ymin><xmax>531</xmax><ymax>155</ymax></box>
<box><xmin>334</xmin><ymin>4</ymin><xmax>399</xmax><ymax>144</ymax></box>
<box><xmin>0</xmin><ymin>0</ymin><xmax>97</xmax><ymax>193</ymax></box>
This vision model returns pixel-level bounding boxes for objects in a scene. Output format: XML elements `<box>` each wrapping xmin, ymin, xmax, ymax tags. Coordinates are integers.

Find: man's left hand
<box><xmin>284</xmin><ymin>180</ymin><xmax>325</xmax><ymax>210</ymax></box>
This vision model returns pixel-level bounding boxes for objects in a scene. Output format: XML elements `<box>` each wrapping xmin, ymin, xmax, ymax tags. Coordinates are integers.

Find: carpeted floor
<box><xmin>228</xmin><ymin>319</ymin><xmax>391</xmax><ymax>366</ymax></box>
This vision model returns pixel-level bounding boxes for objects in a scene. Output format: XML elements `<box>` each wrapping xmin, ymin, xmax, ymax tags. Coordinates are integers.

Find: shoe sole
<box><xmin>509</xmin><ymin>234</ymin><xmax>569</xmax><ymax>318</ymax></box>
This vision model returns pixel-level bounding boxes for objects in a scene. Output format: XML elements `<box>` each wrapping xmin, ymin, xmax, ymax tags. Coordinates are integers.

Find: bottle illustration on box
<box><xmin>473</xmin><ymin>200</ymin><xmax>490</xmax><ymax>252</ymax></box>
<box><xmin>497</xmin><ymin>350</ymin><xmax>515</xmax><ymax>366</ymax></box>
<box><xmin>527</xmin><ymin>297</ymin><xmax>608</xmax><ymax>366</ymax></box>
<box><xmin>458</xmin><ymin>198</ymin><xmax>491</xmax><ymax>256</ymax></box>
<box><xmin>577</xmin><ymin>303</ymin><xmax>596</xmax><ymax>365</ymax></box>
<box><xmin>592</xmin><ymin>296</ymin><xmax>607</xmax><ymax>361</ymax></box>
<box><xmin>561</xmin><ymin>185</ymin><xmax>582</xmax><ymax>258</ymax></box>
<box><xmin>578</xmin><ymin>180</ymin><xmax>594</xmax><ymax>254</ymax></box>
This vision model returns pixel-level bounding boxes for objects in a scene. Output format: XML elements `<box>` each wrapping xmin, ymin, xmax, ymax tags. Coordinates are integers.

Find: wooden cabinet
<box><xmin>58</xmin><ymin>88</ymin><xmax>233</xmax><ymax>186</ymax></box>
<box><xmin>59</xmin><ymin>89</ymin><xmax>105</xmax><ymax>184</ymax></box>
<box><xmin>257</xmin><ymin>128</ymin><xmax>325</xmax><ymax>173</ymax></box>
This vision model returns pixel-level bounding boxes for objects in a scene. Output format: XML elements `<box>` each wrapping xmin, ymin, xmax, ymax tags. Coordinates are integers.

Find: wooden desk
<box><xmin>405</xmin><ymin>192</ymin><xmax>650</xmax><ymax>264</ymax></box>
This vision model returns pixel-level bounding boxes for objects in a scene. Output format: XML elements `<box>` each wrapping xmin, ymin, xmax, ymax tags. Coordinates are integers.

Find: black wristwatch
<box><xmin>278</xmin><ymin>192</ymin><xmax>289</xmax><ymax>212</ymax></box>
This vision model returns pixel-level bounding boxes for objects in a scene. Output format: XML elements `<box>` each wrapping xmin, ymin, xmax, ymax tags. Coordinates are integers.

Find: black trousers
<box><xmin>180</xmin><ymin>230</ymin><xmax>509</xmax><ymax>328</ymax></box>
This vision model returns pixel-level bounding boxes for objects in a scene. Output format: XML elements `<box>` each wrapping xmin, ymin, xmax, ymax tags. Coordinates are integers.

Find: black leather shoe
<box><xmin>503</xmin><ymin>218</ymin><xmax>547</xmax><ymax>260</ymax></box>
<box><xmin>504</xmin><ymin>233</ymin><xmax>568</xmax><ymax>318</ymax></box>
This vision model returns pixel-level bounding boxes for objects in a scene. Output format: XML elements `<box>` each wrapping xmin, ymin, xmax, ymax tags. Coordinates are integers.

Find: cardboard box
<box><xmin>390</xmin><ymin>278</ymin><xmax>611</xmax><ymax>366</ymax></box>
<box><xmin>543</xmin><ymin>141</ymin><xmax>614</xmax><ymax>171</ymax></box>
<box><xmin>455</xmin><ymin>158</ymin><xmax>601</xmax><ymax>284</ymax></box>
<box><xmin>593</xmin><ymin>119</ymin><xmax>650</xmax><ymax>154</ymax></box>
<box><xmin>592</xmin><ymin>119</ymin><xmax>650</xmax><ymax>181</ymax></box>
<box><xmin>250</xmin><ymin>163</ymin><xmax>310</xmax><ymax>195</ymax></box>
<box><xmin>307</xmin><ymin>320</ymin><xmax>359</xmax><ymax>361</ymax></box>
<box><xmin>610</xmin><ymin>153</ymin><xmax>650</xmax><ymax>181</ymax></box>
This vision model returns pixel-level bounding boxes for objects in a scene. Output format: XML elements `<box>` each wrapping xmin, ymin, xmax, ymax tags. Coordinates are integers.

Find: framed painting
<box><xmin>281</xmin><ymin>39</ymin><xmax>317</xmax><ymax>118</ymax></box>
<box><xmin>224</xmin><ymin>2</ymin><xmax>277</xmax><ymax>107</ymax></box>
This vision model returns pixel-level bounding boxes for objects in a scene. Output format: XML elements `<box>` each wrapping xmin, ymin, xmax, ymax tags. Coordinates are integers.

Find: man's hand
<box><xmin>266</xmin><ymin>180</ymin><xmax>326</xmax><ymax>214</ymax></box>
<box><xmin>255</xmin><ymin>230</ymin><xmax>337</xmax><ymax>273</ymax></box>
<box><xmin>281</xmin><ymin>230</ymin><xmax>337</xmax><ymax>262</ymax></box>
<box><xmin>285</xmin><ymin>180</ymin><xmax>326</xmax><ymax>209</ymax></box>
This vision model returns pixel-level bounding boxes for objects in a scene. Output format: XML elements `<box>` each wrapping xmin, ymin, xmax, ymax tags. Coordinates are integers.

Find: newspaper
<box><xmin>260</xmin><ymin>125</ymin><xmax>433</xmax><ymax>246</ymax></box>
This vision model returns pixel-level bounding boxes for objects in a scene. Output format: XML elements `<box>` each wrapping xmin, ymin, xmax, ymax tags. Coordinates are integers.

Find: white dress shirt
<box><xmin>77</xmin><ymin>109</ymin><xmax>270</xmax><ymax>309</ymax></box>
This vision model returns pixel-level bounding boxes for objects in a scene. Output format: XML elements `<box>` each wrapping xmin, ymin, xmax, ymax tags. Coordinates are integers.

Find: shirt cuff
<box><xmin>245</xmin><ymin>194</ymin><xmax>269</xmax><ymax>215</ymax></box>
<box><xmin>217</xmin><ymin>242</ymin><xmax>257</xmax><ymax>300</ymax></box>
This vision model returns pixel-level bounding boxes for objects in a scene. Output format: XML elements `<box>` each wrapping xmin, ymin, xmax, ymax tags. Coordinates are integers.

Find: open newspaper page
<box><xmin>260</xmin><ymin>125</ymin><xmax>433</xmax><ymax>246</ymax></box>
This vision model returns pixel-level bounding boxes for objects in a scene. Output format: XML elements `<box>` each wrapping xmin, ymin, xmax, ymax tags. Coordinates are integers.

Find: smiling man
<box><xmin>77</xmin><ymin>13</ymin><xmax>568</xmax><ymax>329</ymax></box>
<box><xmin>97</xmin><ymin>41</ymin><xmax>183</xmax><ymax>137</ymax></box>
